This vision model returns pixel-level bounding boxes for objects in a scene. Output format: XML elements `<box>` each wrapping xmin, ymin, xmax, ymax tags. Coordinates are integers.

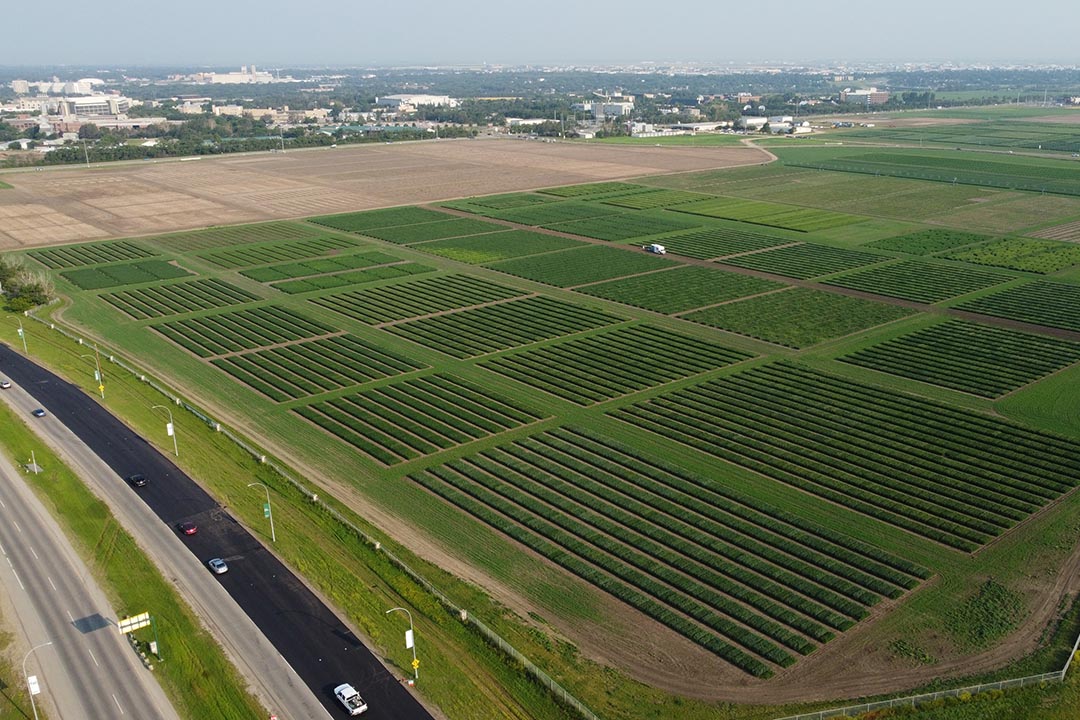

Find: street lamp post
<box><xmin>22</xmin><ymin>640</ymin><xmax>53</xmax><ymax>720</ymax></box>
<box><xmin>386</xmin><ymin>607</ymin><xmax>418</xmax><ymax>681</ymax></box>
<box><xmin>247</xmin><ymin>482</ymin><xmax>275</xmax><ymax>542</ymax></box>
<box><xmin>79</xmin><ymin>347</ymin><xmax>104</xmax><ymax>399</ymax></box>
<box><xmin>16</xmin><ymin>318</ymin><xmax>28</xmax><ymax>353</ymax></box>
<box><xmin>151</xmin><ymin>405</ymin><xmax>178</xmax><ymax>457</ymax></box>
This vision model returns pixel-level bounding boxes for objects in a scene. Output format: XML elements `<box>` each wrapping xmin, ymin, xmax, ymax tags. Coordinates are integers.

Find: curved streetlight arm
<box><xmin>151</xmin><ymin>405</ymin><xmax>179</xmax><ymax>457</ymax></box>
<box><xmin>385</xmin><ymin>607</ymin><xmax>418</xmax><ymax>680</ymax></box>
<box><xmin>247</xmin><ymin>482</ymin><xmax>275</xmax><ymax>542</ymax></box>
<box><xmin>22</xmin><ymin>640</ymin><xmax>53</xmax><ymax>720</ymax></box>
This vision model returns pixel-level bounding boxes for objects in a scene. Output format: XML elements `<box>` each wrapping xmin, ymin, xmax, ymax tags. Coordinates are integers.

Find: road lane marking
<box><xmin>48</xmin><ymin>576</ymin><xmax>57</xmax><ymax>591</ymax></box>
<box><xmin>112</xmin><ymin>694</ymin><xmax>125</xmax><ymax>715</ymax></box>
<box><xmin>67</xmin><ymin>610</ymin><xmax>75</xmax><ymax>624</ymax></box>
<box><xmin>30</xmin><ymin>546</ymin><xmax>39</xmax><ymax>560</ymax></box>
<box><xmin>9</xmin><ymin>565</ymin><xmax>24</xmax><ymax>590</ymax></box>
<box><xmin>88</xmin><ymin>648</ymin><xmax>99</xmax><ymax>667</ymax></box>
<box><xmin>12</xmin><ymin>520</ymin><xmax>20</xmax><ymax>533</ymax></box>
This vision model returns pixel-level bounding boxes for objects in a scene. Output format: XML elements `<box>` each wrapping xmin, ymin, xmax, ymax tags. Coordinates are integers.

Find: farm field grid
<box><xmin>9</xmin><ymin>130</ymin><xmax>1080</xmax><ymax>718</ymax></box>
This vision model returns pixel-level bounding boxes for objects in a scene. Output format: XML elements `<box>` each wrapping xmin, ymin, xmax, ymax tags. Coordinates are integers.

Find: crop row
<box><xmin>149</xmin><ymin>221</ymin><xmax>325</xmax><ymax>253</ymax></box>
<box><xmin>600</xmin><ymin>189</ymin><xmax>713</xmax><ymax>210</ymax></box>
<box><xmin>310</xmin><ymin>274</ymin><xmax>525</xmax><ymax>325</ymax></box>
<box><xmin>489</xmin><ymin>244</ymin><xmax>675</xmax><ymax>288</ymax></box>
<box><xmin>198</xmin><ymin>235</ymin><xmax>361</xmax><ymax>269</ymax></box>
<box><xmin>211</xmin><ymin>334</ymin><xmax>426</xmax><ymax>401</ymax></box>
<box><xmin>578</xmin><ymin>266</ymin><xmax>787</xmax><ymax>314</ymax></box>
<box><xmin>62</xmin><ymin>261</ymin><xmax>194</xmax><ymax>290</ymax></box>
<box><xmin>833</xmin><ymin>152</ymin><xmax>1080</xmax><ymax>184</ymax></box>
<box><xmin>101</xmin><ymin>278</ymin><xmax>258</xmax><ymax>319</ymax></box>
<box><xmin>840</xmin><ymin>320</ymin><xmax>1080</xmax><ymax>398</ymax></box>
<box><xmin>542</xmin><ymin>212</ymin><xmax>700</xmax><ymax>241</ymax></box>
<box><xmin>296</xmin><ymin>373</ymin><xmax>545</xmax><ymax>465</ymax></box>
<box><xmin>656</xmin><ymin>225</ymin><xmax>794</xmax><ymax>259</ymax></box>
<box><xmin>721</xmin><ymin>243</ymin><xmax>886</xmax><ymax>280</ymax></box>
<box><xmin>942</xmin><ymin>238</ymin><xmax>1080</xmax><ymax>274</ymax></box>
<box><xmin>955</xmin><ymin>281</ymin><xmax>1080</xmax><ymax>332</ymax></box>
<box><xmin>271</xmin><ymin>262</ymin><xmax>433</xmax><ymax>294</ymax></box>
<box><xmin>309</xmin><ymin>206</ymin><xmax>452</xmax><ymax>234</ymax></box>
<box><xmin>413</xmin><ymin>230</ymin><xmax>585</xmax><ymax>265</ymax></box>
<box><xmin>361</xmin><ymin>217</ymin><xmax>505</xmax><ymax>244</ymax></box>
<box><xmin>479</xmin><ymin>200</ymin><xmax>622</xmax><ymax>227</ymax></box>
<box><xmin>480</xmin><ymin>324</ymin><xmax>751</xmax><ymax>405</ymax></box>
<box><xmin>825</xmin><ymin>260</ymin><xmax>1012</xmax><ymax>304</ymax></box>
<box><xmin>673</xmin><ymin>197</ymin><xmax>865</xmax><ymax>233</ymax></box>
<box><xmin>386</xmin><ymin>296</ymin><xmax>623</xmax><ymax>358</ymax></box>
<box><xmin>241</xmin><ymin>251</ymin><xmax>401</xmax><ymax>282</ymax></box>
<box><xmin>153</xmin><ymin>305</ymin><xmax>334</xmax><ymax>358</ymax></box>
<box><xmin>539</xmin><ymin>182</ymin><xmax>650</xmax><ymax>198</ymax></box>
<box><xmin>29</xmin><ymin>240</ymin><xmax>154</xmax><ymax>269</ymax></box>
<box><xmin>455</xmin><ymin>193</ymin><xmax>561</xmax><ymax>210</ymax></box>
<box><xmin>865</xmin><ymin>229</ymin><xmax>994</xmax><ymax>256</ymax></box>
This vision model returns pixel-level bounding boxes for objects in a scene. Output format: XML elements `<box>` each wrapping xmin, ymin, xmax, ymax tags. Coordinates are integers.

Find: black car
<box><xmin>127</xmin><ymin>474</ymin><xmax>148</xmax><ymax>487</ymax></box>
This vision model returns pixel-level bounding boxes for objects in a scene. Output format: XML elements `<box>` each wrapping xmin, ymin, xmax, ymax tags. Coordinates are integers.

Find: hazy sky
<box><xmin>9</xmin><ymin>0</ymin><xmax>1080</xmax><ymax>67</ymax></box>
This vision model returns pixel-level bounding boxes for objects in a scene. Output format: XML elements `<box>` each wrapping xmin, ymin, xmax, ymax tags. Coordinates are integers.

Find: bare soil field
<box><xmin>0</xmin><ymin>138</ymin><xmax>767</xmax><ymax>250</ymax></box>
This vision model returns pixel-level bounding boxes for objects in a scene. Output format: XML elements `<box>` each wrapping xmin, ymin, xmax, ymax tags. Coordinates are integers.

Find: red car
<box><xmin>177</xmin><ymin>521</ymin><xmax>197</xmax><ymax>536</ymax></box>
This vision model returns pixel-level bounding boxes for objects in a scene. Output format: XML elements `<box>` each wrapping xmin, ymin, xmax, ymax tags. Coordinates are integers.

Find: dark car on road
<box><xmin>177</xmin><ymin>521</ymin><xmax>197</xmax><ymax>536</ymax></box>
<box><xmin>127</xmin><ymin>474</ymin><xmax>148</xmax><ymax>487</ymax></box>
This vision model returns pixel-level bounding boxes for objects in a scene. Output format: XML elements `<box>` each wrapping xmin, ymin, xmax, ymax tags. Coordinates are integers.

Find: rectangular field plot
<box><xmin>271</xmin><ymin>263</ymin><xmax>434</xmax><ymax>294</ymax></box>
<box><xmin>101</xmin><ymin>278</ymin><xmax>258</xmax><ymax>319</ymax></box>
<box><xmin>309</xmin><ymin>206</ymin><xmax>452</xmax><ymax>233</ymax></box>
<box><xmin>612</xmin><ymin>362</ymin><xmax>1080</xmax><ymax>551</ymax></box>
<box><xmin>684</xmin><ymin>288</ymin><xmax>915</xmax><ymax>348</ymax></box>
<box><xmin>296</xmin><ymin>373</ymin><xmax>546</xmax><ymax>465</ymax></box>
<box><xmin>412</xmin><ymin>230</ymin><xmax>586</xmax><ymax>264</ymax></box>
<box><xmin>478</xmin><ymin>201</ymin><xmax>622</xmax><ymax>226</ymax></box>
<box><xmin>839</xmin><ymin>320</ymin><xmax>1080</xmax><ymax>398</ymax></box>
<box><xmin>955</xmin><ymin>281</ymin><xmax>1080</xmax><ymax>331</ymax></box>
<box><xmin>489</xmin><ymin>245</ymin><xmax>675</xmax><ymax>287</ymax></box>
<box><xmin>360</xmin><ymin>217</ymin><xmax>506</xmax><ymax>244</ymax></box>
<box><xmin>825</xmin><ymin>261</ymin><xmax>1013</xmax><ymax>304</ymax></box>
<box><xmin>940</xmin><ymin>238</ymin><xmax>1080</xmax><ymax>274</ymax></box>
<box><xmin>310</xmin><ymin>274</ymin><xmax>526</xmax><ymax>324</ymax></box>
<box><xmin>240</xmin><ymin>251</ymin><xmax>401</xmax><ymax>282</ymax></box>
<box><xmin>29</xmin><ymin>240</ymin><xmax>154</xmax><ymax>269</ymax></box>
<box><xmin>864</xmin><ymin>229</ymin><xmax>993</xmax><ymax>256</ymax></box>
<box><xmin>658</xmin><ymin>225</ymin><xmax>795</xmax><ymax>260</ymax></box>
<box><xmin>211</xmin><ymin>334</ymin><xmax>427</xmax><ymax>401</ymax></box>
<box><xmin>386</xmin><ymin>296</ymin><xmax>624</xmax><ymax>358</ymax></box>
<box><xmin>600</xmin><ymin>189</ymin><xmax>714</xmax><ymax>210</ymax></box>
<box><xmin>411</xmin><ymin>426</ymin><xmax>928</xmax><ymax>678</ymax></box>
<box><xmin>153</xmin><ymin>306</ymin><xmax>335</xmax><ymax>357</ymax></box>
<box><xmin>542</xmin><ymin>212</ymin><xmax>702</xmax><ymax>241</ymax></box>
<box><xmin>539</xmin><ymin>182</ymin><xmax>651</xmax><ymax>198</ymax></box>
<box><xmin>577</xmin><ymin>266</ymin><xmax>787</xmax><ymax>314</ymax></box>
<box><xmin>672</xmin><ymin>197</ymin><xmax>866</xmax><ymax>233</ymax></box>
<box><xmin>198</xmin><ymin>235</ymin><xmax>362</xmax><ymax>269</ymax></box>
<box><xmin>147</xmin><ymin>221</ymin><xmax>326</xmax><ymax>253</ymax></box>
<box><xmin>480</xmin><ymin>324</ymin><xmax>752</xmax><ymax>405</ymax></box>
<box><xmin>62</xmin><ymin>260</ymin><xmax>194</xmax><ymax>290</ymax></box>
<box><xmin>721</xmin><ymin>244</ymin><xmax>887</xmax><ymax>280</ymax></box>
<box><xmin>442</xmin><ymin>193</ymin><xmax>563</xmax><ymax>215</ymax></box>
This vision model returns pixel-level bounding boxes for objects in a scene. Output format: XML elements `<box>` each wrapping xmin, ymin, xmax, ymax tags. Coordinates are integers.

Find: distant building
<box><xmin>376</xmin><ymin>94</ymin><xmax>458</xmax><ymax>109</ymax></box>
<box><xmin>10</xmin><ymin>80</ymin><xmax>30</xmax><ymax>95</ymax></box>
<box><xmin>570</xmin><ymin>101</ymin><xmax>634</xmax><ymax>118</ymax></box>
<box><xmin>57</xmin><ymin>95</ymin><xmax>131</xmax><ymax>116</ymax></box>
<box><xmin>840</xmin><ymin>88</ymin><xmax>891</xmax><ymax>105</ymax></box>
<box><xmin>737</xmin><ymin>116</ymin><xmax>769</xmax><ymax>130</ymax></box>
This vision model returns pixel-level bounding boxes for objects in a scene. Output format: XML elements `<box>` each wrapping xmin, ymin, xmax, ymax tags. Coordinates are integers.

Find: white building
<box><xmin>57</xmin><ymin>95</ymin><xmax>131</xmax><ymax>116</ymax></box>
<box><xmin>9</xmin><ymin>80</ymin><xmax>30</xmax><ymax>95</ymax></box>
<box><xmin>375</xmin><ymin>94</ymin><xmax>459</xmax><ymax>109</ymax></box>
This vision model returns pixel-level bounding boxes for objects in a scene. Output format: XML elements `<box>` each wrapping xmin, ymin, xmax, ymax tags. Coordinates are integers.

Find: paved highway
<box><xmin>0</xmin><ymin>343</ymin><xmax>435</xmax><ymax>720</ymax></box>
<box><xmin>0</xmin><ymin>449</ymin><xmax>181</xmax><ymax>720</ymax></box>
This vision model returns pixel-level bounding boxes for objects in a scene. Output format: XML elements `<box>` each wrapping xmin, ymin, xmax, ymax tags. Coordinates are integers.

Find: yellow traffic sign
<box><xmin>98</xmin><ymin>384</ymin><xmax>106</xmax><ymax>394</ymax></box>
<box><xmin>411</xmin><ymin>658</ymin><xmax>420</xmax><ymax>670</ymax></box>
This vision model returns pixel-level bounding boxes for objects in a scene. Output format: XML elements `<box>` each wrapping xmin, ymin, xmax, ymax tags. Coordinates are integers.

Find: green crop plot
<box><xmin>830</xmin><ymin>120</ymin><xmax>1080</xmax><ymax>154</ymax></box>
<box><xmin>441</xmin><ymin>193</ymin><xmax>563</xmax><ymax>216</ymax></box>
<box><xmin>955</xmin><ymin>281</ymin><xmax>1080</xmax><ymax>331</ymax></box>
<box><xmin>270</xmin><ymin>263</ymin><xmax>434</xmax><ymax>294</ymax></box>
<box><xmin>721</xmin><ymin>244</ymin><xmax>886</xmax><ymax>279</ymax></box>
<box><xmin>684</xmin><ymin>288</ymin><xmax>915</xmax><ymax>348</ymax></box>
<box><xmin>673</xmin><ymin>196</ymin><xmax>866</xmax><ymax>232</ymax></box>
<box><xmin>542</xmin><ymin>212</ymin><xmax>702</xmax><ymax>241</ymax></box>
<box><xmin>489</xmin><ymin>245</ymin><xmax>675</xmax><ymax>287</ymax></box>
<box><xmin>612</xmin><ymin>362</ymin><xmax>1080</xmax><ymax>552</ymax></box>
<box><xmin>145</xmin><ymin>221</ymin><xmax>326</xmax><ymax>253</ymax></box>
<box><xmin>476</xmin><ymin>200</ymin><xmax>622</xmax><ymax>226</ymax></box>
<box><xmin>212</xmin><ymin>334</ymin><xmax>427</xmax><ymax>401</ymax></box>
<box><xmin>840</xmin><ymin>320</ymin><xmax>1080</xmax><ymax>398</ymax></box>
<box><xmin>412</xmin><ymin>230</ymin><xmax>586</xmax><ymax>264</ymax></box>
<box><xmin>941</xmin><ymin>237</ymin><xmax>1080</xmax><ymax>274</ymax></box>
<box><xmin>576</xmin><ymin>266</ymin><xmax>787</xmax><ymax>314</ymax></box>
<box><xmin>412</xmin><ymin>426</ymin><xmax>928</xmax><ymax>677</ymax></box>
<box><xmin>241</xmin><ymin>251</ymin><xmax>402</xmax><ymax>282</ymax></box>
<box><xmin>865</xmin><ymin>229</ymin><xmax>994</xmax><ymax>255</ymax></box>
<box><xmin>61</xmin><ymin>260</ymin><xmax>194</xmax><ymax>290</ymax></box>
<box><xmin>29</xmin><ymin>240</ymin><xmax>155</xmax><ymax>268</ymax></box>
<box><xmin>152</xmin><ymin>306</ymin><xmax>334</xmax><ymax>357</ymax></box>
<box><xmin>296</xmin><ymin>373</ymin><xmax>546</xmax><ymax>465</ymax></box>
<box><xmin>825</xmin><ymin>260</ymin><xmax>1013</xmax><ymax>303</ymax></box>
<box><xmin>386</xmin><ymin>296</ymin><xmax>624</xmax><ymax>358</ymax></box>
<box><xmin>480</xmin><ymin>324</ymin><xmax>752</xmax><ymax>405</ymax></box>
<box><xmin>101</xmin><ymin>278</ymin><xmax>258</xmax><ymax>319</ymax></box>
<box><xmin>654</xmin><ymin>224</ymin><xmax>795</xmax><ymax>259</ymax></box>
<box><xmin>198</xmin><ymin>235</ymin><xmax>362</xmax><ymax>269</ymax></box>
<box><xmin>360</xmin><ymin>217</ymin><xmax>506</xmax><ymax>244</ymax></box>
<box><xmin>310</xmin><ymin>206</ymin><xmax>453</xmax><ymax>233</ymax></box>
<box><xmin>539</xmin><ymin>182</ymin><xmax>651</xmax><ymax>198</ymax></box>
<box><xmin>599</xmin><ymin>189</ymin><xmax>715</xmax><ymax>210</ymax></box>
<box><xmin>310</xmin><ymin>274</ymin><xmax>526</xmax><ymax>324</ymax></box>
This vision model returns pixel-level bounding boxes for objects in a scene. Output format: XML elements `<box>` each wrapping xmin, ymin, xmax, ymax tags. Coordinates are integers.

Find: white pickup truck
<box><xmin>333</xmin><ymin>683</ymin><xmax>368</xmax><ymax>716</ymax></box>
<box><xmin>642</xmin><ymin>243</ymin><xmax>667</xmax><ymax>254</ymax></box>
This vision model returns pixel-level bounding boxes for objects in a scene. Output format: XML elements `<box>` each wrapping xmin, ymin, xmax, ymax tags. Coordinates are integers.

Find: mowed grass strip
<box><xmin>865</xmin><ymin>228</ymin><xmax>994</xmax><ymax>255</ymax></box>
<box><xmin>577</xmin><ymin>266</ymin><xmax>787</xmax><ymax>314</ymax></box>
<box><xmin>296</xmin><ymin>373</ymin><xmax>546</xmax><ymax>465</ymax></box>
<box><xmin>29</xmin><ymin>240</ymin><xmax>154</xmax><ymax>269</ymax></box>
<box><xmin>612</xmin><ymin>361</ymin><xmax>1080</xmax><ymax>551</ymax></box>
<box><xmin>153</xmin><ymin>305</ymin><xmax>335</xmax><ymax>357</ymax></box>
<box><xmin>310</xmin><ymin>274</ymin><xmax>525</xmax><ymax>324</ymax></box>
<box><xmin>211</xmin><ymin>334</ymin><xmax>427</xmax><ymax>401</ymax></box>
<box><xmin>840</xmin><ymin>320</ymin><xmax>1080</xmax><ymax>398</ymax></box>
<box><xmin>309</xmin><ymin>206</ymin><xmax>452</xmax><ymax>233</ymax></box>
<box><xmin>954</xmin><ymin>281</ymin><xmax>1080</xmax><ymax>332</ymax></box>
<box><xmin>241</xmin><ymin>251</ymin><xmax>401</xmax><ymax>282</ymax></box>
<box><xmin>101</xmin><ymin>278</ymin><xmax>259</xmax><ymax>319</ymax></box>
<box><xmin>658</xmin><ymin>225</ymin><xmax>795</xmax><ymax>260</ymax></box>
<box><xmin>721</xmin><ymin>244</ymin><xmax>887</xmax><ymax>280</ymax></box>
<box><xmin>147</xmin><ymin>221</ymin><xmax>325</xmax><ymax>253</ymax></box>
<box><xmin>684</xmin><ymin>288</ymin><xmax>915</xmax><ymax>348</ymax></box>
<box><xmin>489</xmin><ymin>245</ymin><xmax>676</xmax><ymax>287</ymax></box>
<box><xmin>386</xmin><ymin>296</ymin><xmax>624</xmax><ymax>358</ymax></box>
<box><xmin>824</xmin><ymin>260</ymin><xmax>1013</xmax><ymax>303</ymax></box>
<box><xmin>413</xmin><ymin>229</ymin><xmax>586</xmax><ymax>264</ymax></box>
<box><xmin>941</xmin><ymin>237</ymin><xmax>1080</xmax><ymax>274</ymax></box>
<box><xmin>198</xmin><ymin>235</ymin><xmax>362</xmax><ymax>269</ymax></box>
<box><xmin>361</xmin><ymin>217</ymin><xmax>507</xmax><ymax>244</ymax></box>
<box><xmin>480</xmin><ymin>324</ymin><xmax>752</xmax><ymax>405</ymax></box>
<box><xmin>61</xmin><ymin>260</ymin><xmax>194</xmax><ymax>290</ymax></box>
<box><xmin>542</xmin><ymin>212</ymin><xmax>702</xmax><ymax>241</ymax></box>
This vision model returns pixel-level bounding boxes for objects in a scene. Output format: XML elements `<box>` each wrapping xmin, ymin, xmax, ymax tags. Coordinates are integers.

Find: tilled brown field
<box><xmin>0</xmin><ymin>138</ymin><xmax>768</xmax><ymax>249</ymax></box>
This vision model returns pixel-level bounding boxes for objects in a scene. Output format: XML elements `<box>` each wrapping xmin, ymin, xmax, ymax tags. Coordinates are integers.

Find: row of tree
<box><xmin>0</xmin><ymin>257</ymin><xmax>52</xmax><ymax>312</ymax></box>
